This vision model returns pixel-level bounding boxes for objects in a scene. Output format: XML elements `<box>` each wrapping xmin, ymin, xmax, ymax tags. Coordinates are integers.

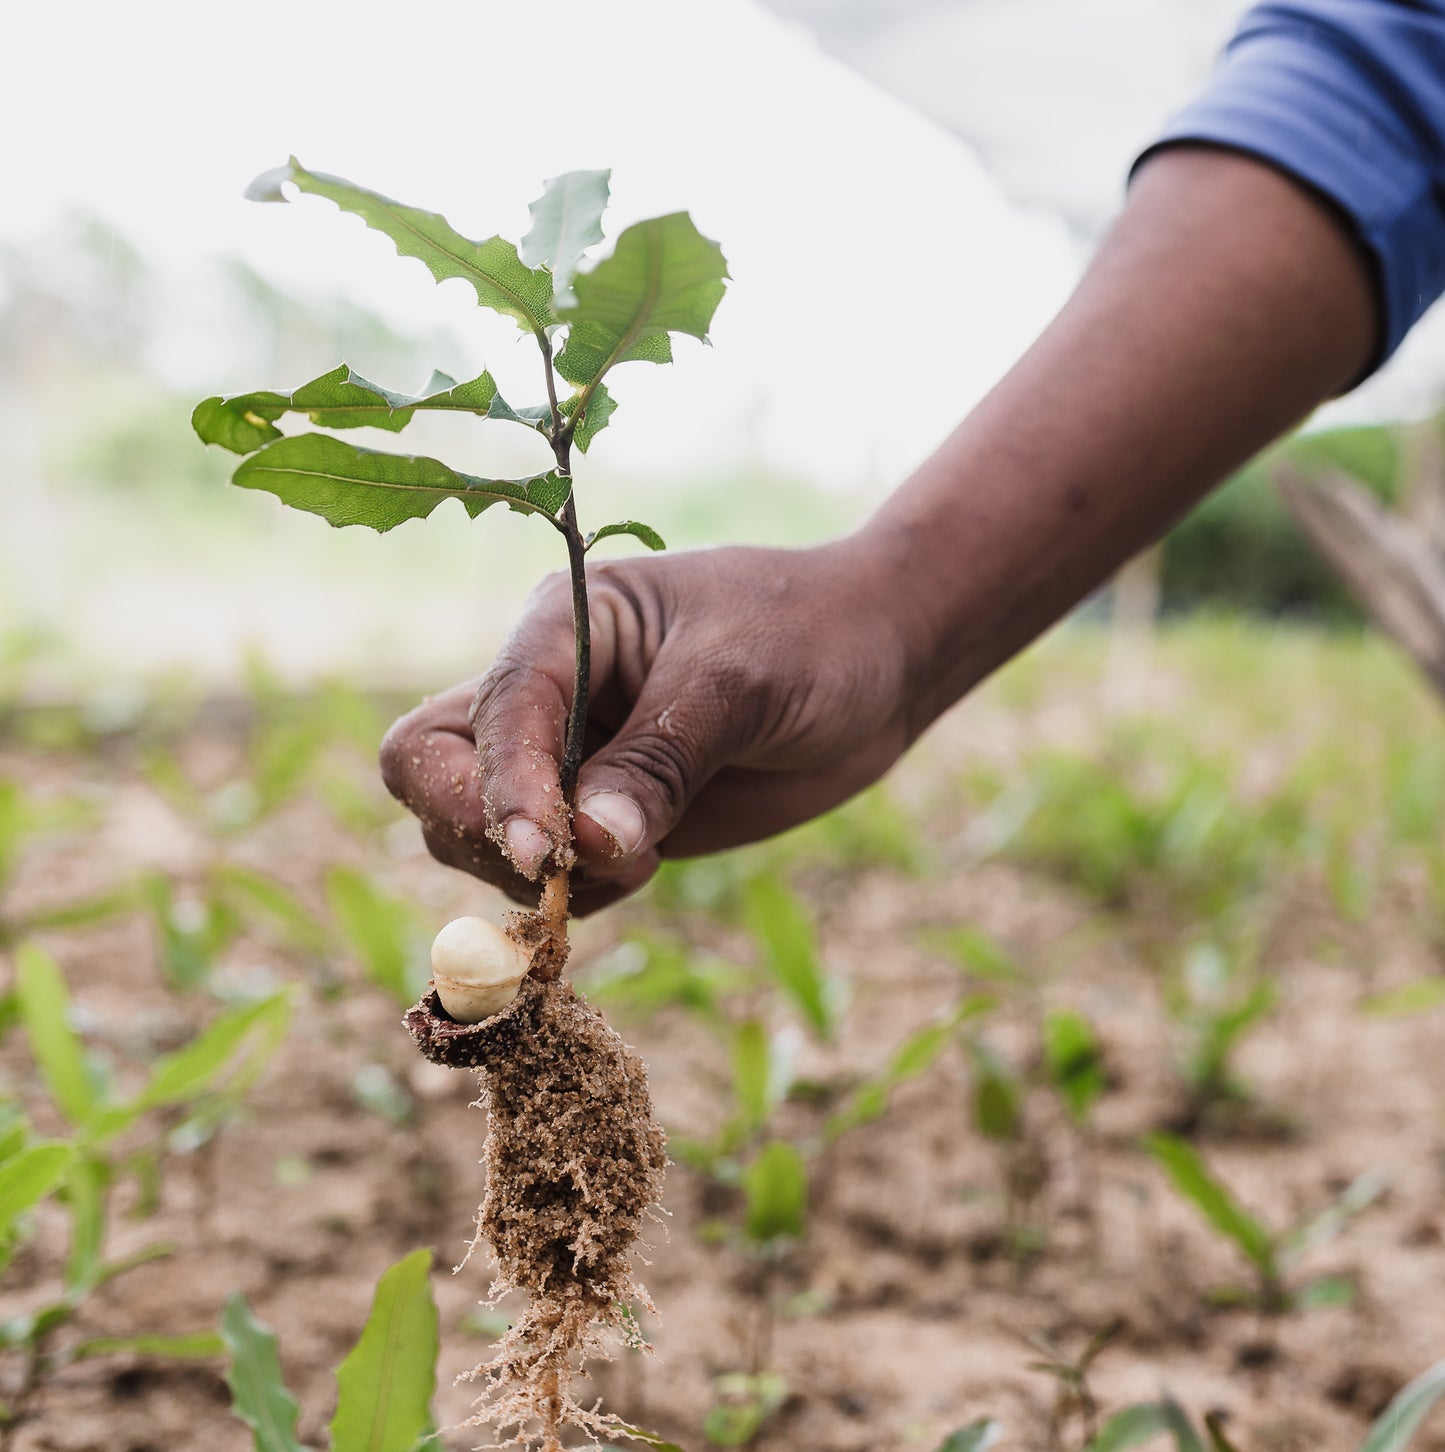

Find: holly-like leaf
<box><xmin>486</xmin><ymin>395</ymin><xmax>554</xmax><ymax>433</ymax></box>
<box><xmin>231</xmin><ymin>435</ymin><xmax>570</xmax><ymax>533</ymax></box>
<box><xmin>522</xmin><ymin>168</ymin><xmax>610</xmax><ymax>297</ymax></box>
<box><xmin>247</xmin><ymin>159</ymin><xmax>554</xmax><ymax>337</ymax></box>
<box><xmin>561</xmin><ymin>381</ymin><xmax>617</xmax><ymax>452</ymax></box>
<box><xmin>586</xmin><ymin>520</ymin><xmax>666</xmax><ymax>553</ymax></box>
<box><xmin>193</xmin><ymin>366</ymin><xmax>500</xmax><ymax>456</ymax></box>
<box><xmin>221</xmin><ymin>1293</ymin><xmax>303</xmax><ymax>1452</ymax></box>
<box><xmin>329</xmin><ymin>1249</ymin><xmax>438</xmax><ymax>1452</ymax></box>
<box><xmin>556</xmin><ymin>212</ymin><xmax>727</xmax><ymax>392</ymax></box>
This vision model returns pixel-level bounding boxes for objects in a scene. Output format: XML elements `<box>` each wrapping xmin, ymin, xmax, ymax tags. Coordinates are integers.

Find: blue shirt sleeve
<box><xmin>1138</xmin><ymin>1</ymin><xmax>1445</xmax><ymax>373</ymax></box>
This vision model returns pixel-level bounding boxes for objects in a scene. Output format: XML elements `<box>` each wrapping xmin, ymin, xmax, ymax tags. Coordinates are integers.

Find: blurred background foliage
<box><xmin>0</xmin><ymin>209</ymin><xmax>1434</xmax><ymax>705</ymax></box>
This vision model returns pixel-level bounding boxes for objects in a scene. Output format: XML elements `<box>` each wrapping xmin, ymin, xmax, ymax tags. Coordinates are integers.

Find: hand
<box><xmin>380</xmin><ymin>538</ymin><xmax>917</xmax><ymax>914</ymax></box>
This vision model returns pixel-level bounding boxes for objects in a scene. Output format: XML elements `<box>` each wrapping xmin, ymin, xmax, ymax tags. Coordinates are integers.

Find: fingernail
<box><xmin>503</xmin><ymin>818</ymin><xmax>551</xmax><ymax>878</ymax></box>
<box><xmin>578</xmin><ymin>791</ymin><xmax>647</xmax><ymax>858</ymax></box>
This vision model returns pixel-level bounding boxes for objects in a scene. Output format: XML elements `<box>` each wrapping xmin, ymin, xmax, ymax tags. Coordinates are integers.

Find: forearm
<box><xmin>855</xmin><ymin>147</ymin><xmax>1378</xmax><ymax>735</ymax></box>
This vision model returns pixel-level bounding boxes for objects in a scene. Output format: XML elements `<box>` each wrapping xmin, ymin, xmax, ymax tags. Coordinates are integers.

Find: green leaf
<box><xmin>825</xmin><ymin>997</ymin><xmax>994</xmax><ymax>1141</ymax></box>
<box><xmin>211</xmin><ymin>864</ymin><xmax>329</xmax><ymax>955</ymax></box>
<box><xmin>561</xmin><ymin>380</ymin><xmax>617</xmax><ymax>452</ymax></box>
<box><xmin>1086</xmin><ymin>1404</ymin><xmax>1172</xmax><ymax>1451</ymax></box>
<box><xmin>326</xmin><ymin>868</ymin><xmax>430</xmax><ymax>1005</ymax></box>
<box><xmin>133</xmin><ymin>990</ymin><xmax>296</xmax><ymax>1116</ymax></box>
<box><xmin>969</xmin><ymin>1040</ymin><xmax>1023</xmax><ymax>1143</ymax></box>
<box><xmin>522</xmin><ymin>169</ymin><xmax>611</xmax><ymax>297</ymax></box>
<box><xmin>63</xmin><ymin>1154</ymin><xmax>108</xmax><ymax>1292</ymax></box>
<box><xmin>741</xmin><ymin>1140</ymin><xmax>807</xmax><ymax>1245</ymax></box>
<box><xmin>609</xmin><ymin>1428</ymin><xmax>688</xmax><ymax>1452</ymax></box>
<box><xmin>1364</xmin><ymin>977</ymin><xmax>1445</xmax><ymax>1016</ymax></box>
<box><xmin>221</xmin><ymin>1292</ymin><xmax>303</xmax><ymax>1452</ymax></box>
<box><xmin>0</xmin><ymin>1143</ymin><xmax>74</xmax><ymax>1235</ymax></box>
<box><xmin>69</xmin><ymin>1331</ymin><xmax>225</xmax><ymax>1363</ymax></box>
<box><xmin>16</xmin><ymin>943</ymin><xmax>98</xmax><ymax>1126</ymax></box>
<box><xmin>232</xmin><ymin>434</ymin><xmax>570</xmax><ymax>534</ymax></box>
<box><xmin>1359</xmin><ymin>1357</ymin><xmax>1445</xmax><ymax>1452</ymax></box>
<box><xmin>193</xmin><ymin>365</ymin><xmax>500</xmax><ymax>456</ymax></box>
<box><xmin>1043</xmin><ymin>1009</ymin><xmax>1106</xmax><ymax>1124</ymax></box>
<box><xmin>936</xmin><ymin>1421</ymin><xmax>1002</xmax><ymax>1452</ymax></box>
<box><xmin>248</xmin><ymin>160</ymin><xmax>553</xmax><ymax>337</ymax></box>
<box><xmin>330</xmin><ymin>1249</ymin><xmax>438</xmax><ymax>1452</ymax></box>
<box><xmin>587</xmin><ymin>520</ymin><xmax>666</xmax><ymax>553</ymax></box>
<box><xmin>556</xmin><ymin>212</ymin><xmax>728</xmax><ymax>390</ymax></box>
<box><xmin>1157</xmin><ymin>1394</ymin><xmax>1207</xmax><ymax>1452</ymax></box>
<box><xmin>743</xmin><ymin>877</ymin><xmax>841</xmax><ymax>1039</ymax></box>
<box><xmin>928</xmin><ymin>927</ymin><xmax>1031</xmax><ymax>984</ymax></box>
<box><xmin>1142</xmin><ymin>1133</ymin><xmax>1275</xmax><ymax>1276</ymax></box>
<box><xmin>732</xmin><ymin>1019</ymin><xmax>773</xmax><ymax>1137</ymax></box>
<box><xmin>705</xmin><ymin>1373</ymin><xmax>787</xmax><ymax>1447</ymax></box>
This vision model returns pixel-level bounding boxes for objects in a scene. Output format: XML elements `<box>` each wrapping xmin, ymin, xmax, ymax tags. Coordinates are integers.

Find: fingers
<box><xmin>465</xmin><ymin>576</ymin><xmax>578</xmax><ymax>875</ymax></box>
<box><xmin>572</xmin><ymin>641</ymin><xmax>738</xmax><ymax>871</ymax></box>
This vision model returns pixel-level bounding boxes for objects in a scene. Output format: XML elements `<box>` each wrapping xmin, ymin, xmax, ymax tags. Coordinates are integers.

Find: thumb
<box><xmin>573</xmin><ymin>657</ymin><xmax>735</xmax><ymax>868</ymax></box>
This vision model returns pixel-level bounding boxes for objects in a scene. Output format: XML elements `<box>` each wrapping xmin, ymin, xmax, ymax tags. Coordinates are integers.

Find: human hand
<box><xmin>380</xmin><ymin>538</ymin><xmax>915</xmax><ymax>913</ymax></box>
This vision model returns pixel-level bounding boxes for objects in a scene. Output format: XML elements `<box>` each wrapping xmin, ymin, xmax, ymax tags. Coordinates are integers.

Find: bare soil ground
<box><xmin>3</xmin><ymin>639</ymin><xmax>1445</xmax><ymax>1451</ymax></box>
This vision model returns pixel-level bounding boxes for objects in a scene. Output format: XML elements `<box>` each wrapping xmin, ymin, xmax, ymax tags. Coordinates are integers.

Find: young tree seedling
<box><xmin>194</xmin><ymin>161</ymin><xmax>728</xmax><ymax>1450</ymax></box>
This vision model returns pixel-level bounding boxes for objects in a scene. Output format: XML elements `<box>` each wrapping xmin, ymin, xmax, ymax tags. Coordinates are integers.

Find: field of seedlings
<box><xmin>3</xmin><ymin>621</ymin><xmax>1445</xmax><ymax>1452</ymax></box>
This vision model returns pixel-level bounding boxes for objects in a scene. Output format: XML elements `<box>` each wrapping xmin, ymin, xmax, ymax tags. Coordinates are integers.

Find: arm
<box><xmin>382</xmin><ymin>1</ymin><xmax>1445</xmax><ymax>910</ymax></box>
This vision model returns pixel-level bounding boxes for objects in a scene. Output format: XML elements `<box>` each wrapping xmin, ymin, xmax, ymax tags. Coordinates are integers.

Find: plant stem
<box><xmin>539</xmin><ymin>335</ymin><xmax>591</xmax><ymax>925</ymax></box>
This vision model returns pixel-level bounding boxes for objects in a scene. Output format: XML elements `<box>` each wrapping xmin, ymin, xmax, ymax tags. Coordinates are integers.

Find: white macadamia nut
<box><xmin>430</xmin><ymin>916</ymin><xmax>532</xmax><ymax>1023</ymax></box>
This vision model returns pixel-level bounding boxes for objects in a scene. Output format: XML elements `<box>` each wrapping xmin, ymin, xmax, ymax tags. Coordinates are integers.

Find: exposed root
<box><xmin>406</xmin><ymin>956</ymin><xmax>667</xmax><ymax>1450</ymax></box>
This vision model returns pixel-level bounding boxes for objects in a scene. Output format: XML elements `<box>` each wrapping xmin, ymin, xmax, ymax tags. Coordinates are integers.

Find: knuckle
<box><xmin>605</xmin><ymin>730</ymin><xmax>696</xmax><ymax>818</ymax></box>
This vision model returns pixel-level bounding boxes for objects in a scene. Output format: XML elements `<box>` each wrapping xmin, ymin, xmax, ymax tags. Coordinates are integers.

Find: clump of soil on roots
<box><xmin>406</xmin><ymin>917</ymin><xmax>667</xmax><ymax>1451</ymax></box>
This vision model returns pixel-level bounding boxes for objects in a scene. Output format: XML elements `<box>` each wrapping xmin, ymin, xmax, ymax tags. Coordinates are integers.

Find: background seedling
<box><xmin>221</xmin><ymin>1247</ymin><xmax>440</xmax><ymax>1451</ymax></box>
<box><xmin>0</xmin><ymin>944</ymin><xmax>293</xmax><ymax>1441</ymax></box>
<box><xmin>1144</xmin><ymin>1132</ymin><xmax>1384</xmax><ymax>1314</ymax></box>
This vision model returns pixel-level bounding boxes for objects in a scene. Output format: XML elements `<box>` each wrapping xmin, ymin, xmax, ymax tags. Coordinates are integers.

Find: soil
<box><xmin>3</xmin><ymin>664</ymin><xmax>1445</xmax><ymax>1452</ymax></box>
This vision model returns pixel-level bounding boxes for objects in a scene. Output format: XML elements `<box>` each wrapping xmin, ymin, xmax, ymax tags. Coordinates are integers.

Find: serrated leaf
<box><xmin>486</xmin><ymin>394</ymin><xmax>554</xmax><ymax>432</ymax></box>
<box><xmin>0</xmin><ymin>1144</ymin><xmax>74</xmax><ymax>1235</ymax></box>
<box><xmin>16</xmin><ymin>944</ymin><xmax>98</xmax><ymax>1126</ymax></box>
<box><xmin>1143</xmin><ymin>1133</ymin><xmax>1275</xmax><ymax>1276</ymax></box>
<box><xmin>561</xmin><ymin>380</ymin><xmax>617</xmax><ymax>452</ymax></box>
<box><xmin>248</xmin><ymin>160</ymin><xmax>553</xmax><ymax>337</ymax></box>
<box><xmin>232</xmin><ymin>435</ymin><xmax>569</xmax><ymax>533</ymax></box>
<box><xmin>1359</xmin><ymin>1357</ymin><xmax>1445</xmax><ymax>1452</ymax></box>
<box><xmin>741</xmin><ymin>1139</ymin><xmax>807</xmax><ymax>1245</ymax></box>
<box><xmin>936</xmin><ymin>1422</ymin><xmax>1002</xmax><ymax>1452</ymax></box>
<box><xmin>587</xmin><ymin>520</ymin><xmax>666</xmax><ymax>553</ymax></box>
<box><xmin>193</xmin><ymin>365</ymin><xmax>500</xmax><ymax>456</ymax></box>
<box><xmin>221</xmin><ymin>1292</ymin><xmax>303</xmax><ymax>1452</ymax></box>
<box><xmin>556</xmin><ymin>212</ymin><xmax>727</xmax><ymax>392</ymax></box>
<box><xmin>330</xmin><ymin>1249</ymin><xmax>438</xmax><ymax>1452</ymax></box>
<box><xmin>522</xmin><ymin>169</ymin><xmax>610</xmax><ymax>297</ymax></box>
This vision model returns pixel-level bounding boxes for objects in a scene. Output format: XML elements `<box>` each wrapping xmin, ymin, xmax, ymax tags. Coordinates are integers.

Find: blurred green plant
<box><xmin>1144</xmin><ymin>1132</ymin><xmax>1384</xmax><ymax>1314</ymax></box>
<box><xmin>1</xmin><ymin>944</ymin><xmax>293</xmax><ymax>1437</ymax></box>
<box><xmin>222</xmin><ymin>1248</ymin><xmax>440</xmax><ymax>1452</ymax></box>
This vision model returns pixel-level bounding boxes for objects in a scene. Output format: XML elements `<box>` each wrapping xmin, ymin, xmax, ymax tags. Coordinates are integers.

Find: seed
<box><xmin>430</xmin><ymin>916</ymin><xmax>532</xmax><ymax>1023</ymax></box>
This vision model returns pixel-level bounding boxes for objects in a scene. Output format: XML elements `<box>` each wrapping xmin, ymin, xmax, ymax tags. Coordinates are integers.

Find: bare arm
<box><xmin>381</xmin><ymin>147</ymin><xmax>1378</xmax><ymax>910</ymax></box>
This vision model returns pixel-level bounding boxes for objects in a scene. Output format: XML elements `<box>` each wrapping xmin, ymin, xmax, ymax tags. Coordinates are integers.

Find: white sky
<box><xmin>3</xmin><ymin>0</ymin><xmax>1083</xmax><ymax>490</ymax></box>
